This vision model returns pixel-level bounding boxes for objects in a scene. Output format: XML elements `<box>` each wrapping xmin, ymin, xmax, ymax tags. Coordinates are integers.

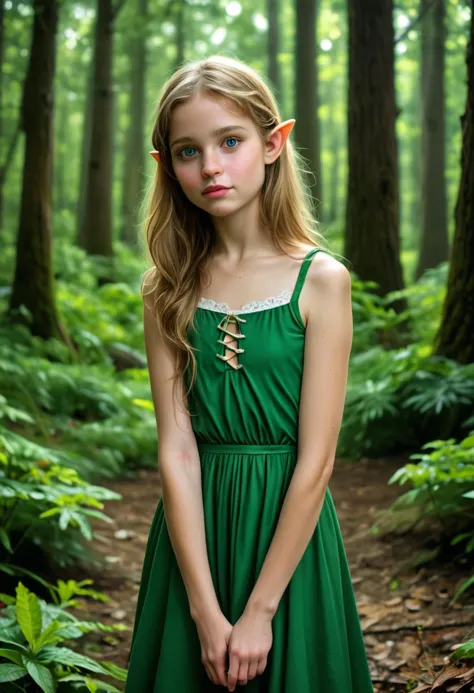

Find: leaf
<box><xmin>51</xmin><ymin>647</ymin><xmax>112</xmax><ymax>675</ymax></box>
<box><xmin>34</xmin><ymin>620</ymin><xmax>63</xmax><ymax>650</ymax></box>
<box><xmin>0</xmin><ymin>529</ymin><xmax>13</xmax><ymax>554</ymax></box>
<box><xmin>15</xmin><ymin>582</ymin><xmax>42</xmax><ymax>648</ymax></box>
<box><xmin>0</xmin><ymin>648</ymin><xmax>23</xmax><ymax>665</ymax></box>
<box><xmin>0</xmin><ymin>662</ymin><xmax>28</xmax><ymax>682</ymax></box>
<box><xmin>25</xmin><ymin>660</ymin><xmax>56</xmax><ymax>693</ymax></box>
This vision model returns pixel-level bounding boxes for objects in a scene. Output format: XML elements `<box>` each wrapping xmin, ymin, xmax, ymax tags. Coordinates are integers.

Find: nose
<box><xmin>201</xmin><ymin>149</ymin><xmax>223</xmax><ymax>178</ymax></box>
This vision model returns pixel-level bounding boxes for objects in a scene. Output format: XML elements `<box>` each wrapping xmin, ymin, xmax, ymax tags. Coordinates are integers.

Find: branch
<box><xmin>394</xmin><ymin>0</ymin><xmax>441</xmax><ymax>45</ymax></box>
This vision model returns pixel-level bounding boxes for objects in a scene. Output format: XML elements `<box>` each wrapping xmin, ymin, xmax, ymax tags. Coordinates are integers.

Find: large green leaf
<box><xmin>15</xmin><ymin>582</ymin><xmax>42</xmax><ymax>648</ymax></box>
<box><xmin>35</xmin><ymin>620</ymin><xmax>63</xmax><ymax>650</ymax></box>
<box><xmin>25</xmin><ymin>660</ymin><xmax>56</xmax><ymax>693</ymax></box>
<box><xmin>0</xmin><ymin>662</ymin><xmax>28</xmax><ymax>682</ymax></box>
<box><xmin>0</xmin><ymin>648</ymin><xmax>23</xmax><ymax>665</ymax></box>
<box><xmin>51</xmin><ymin>647</ymin><xmax>109</xmax><ymax>675</ymax></box>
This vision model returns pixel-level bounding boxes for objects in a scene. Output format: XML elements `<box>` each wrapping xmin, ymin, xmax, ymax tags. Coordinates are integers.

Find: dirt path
<box><xmin>70</xmin><ymin>456</ymin><xmax>474</xmax><ymax>692</ymax></box>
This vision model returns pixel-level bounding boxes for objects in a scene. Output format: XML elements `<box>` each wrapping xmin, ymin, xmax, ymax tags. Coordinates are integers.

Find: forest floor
<box><xmin>68</xmin><ymin>455</ymin><xmax>474</xmax><ymax>693</ymax></box>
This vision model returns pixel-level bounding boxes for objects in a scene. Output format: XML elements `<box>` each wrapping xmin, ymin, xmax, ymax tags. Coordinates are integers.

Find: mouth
<box><xmin>202</xmin><ymin>186</ymin><xmax>232</xmax><ymax>198</ymax></box>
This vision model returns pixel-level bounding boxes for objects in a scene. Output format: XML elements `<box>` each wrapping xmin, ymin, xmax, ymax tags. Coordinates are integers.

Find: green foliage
<box><xmin>383</xmin><ymin>432</ymin><xmax>474</xmax><ymax>603</ymax></box>
<box><xmin>0</xmin><ymin>427</ymin><xmax>121</xmax><ymax>570</ymax></box>
<box><xmin>0</xmin><ymin>581</ymin><xmax>127</xmax><ymax>692</ymax></box>
<box><xmin>339</xmin><ymin>266</ymin><xmax>473</xmax><ymax>457</ymax></box>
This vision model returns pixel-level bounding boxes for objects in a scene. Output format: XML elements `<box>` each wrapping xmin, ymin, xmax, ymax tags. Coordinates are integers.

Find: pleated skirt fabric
<box><xmin>124</xmin><ymin>448</ymin><xmax>374</xmax><ymax>692</ymax></box>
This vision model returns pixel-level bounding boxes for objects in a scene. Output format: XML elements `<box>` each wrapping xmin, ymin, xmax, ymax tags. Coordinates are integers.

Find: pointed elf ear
<box><xmin>271</xmin><ymin>119</ymin><xmax>296</xmax><ymax>143</ymax></box>
<box><xmin>150</xmin><ymin>150</ymin><xmax>161</xmax><ymax>163</ymax></box>
<box><xmin>264</xmin><ymin>119</ymin><xmax>296</xmax><ymax>164</ymax></box>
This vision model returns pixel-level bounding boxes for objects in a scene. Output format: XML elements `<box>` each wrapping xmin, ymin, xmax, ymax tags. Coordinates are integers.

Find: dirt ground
<box><xmin>69</xmin><ymin>455</ymin><xmax>474</xmax><ymax>692</ymax></box>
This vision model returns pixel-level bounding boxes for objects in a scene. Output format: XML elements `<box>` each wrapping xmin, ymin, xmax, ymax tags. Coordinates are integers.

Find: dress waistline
<box><xmin>197</xmin><ymin>443</ymin><xmax>297</xmax><ymax>455</ymax></box>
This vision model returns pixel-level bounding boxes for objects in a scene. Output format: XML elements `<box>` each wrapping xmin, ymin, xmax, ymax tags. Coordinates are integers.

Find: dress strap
<box><xmin>290</xmin><ymin>247</ymin><xmax>325</xmax><ymax>309</ymax></box>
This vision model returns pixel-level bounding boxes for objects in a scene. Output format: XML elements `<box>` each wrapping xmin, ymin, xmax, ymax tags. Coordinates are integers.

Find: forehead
<box><xmin>169</xmin><ymin>92</ymin><xmax>255</xmax><ymax>141</ymax></box>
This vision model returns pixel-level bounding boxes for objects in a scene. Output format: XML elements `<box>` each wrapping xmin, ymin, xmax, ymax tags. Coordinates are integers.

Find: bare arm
<box><xmin>243</xmin><ymin>256</ymin><xmax>353</xmax><ymax>617</ymax></box>
<box><xmin>143</xmin><ymin>297</ymin><xmax>220</xmax><ymax>624</ymax></box>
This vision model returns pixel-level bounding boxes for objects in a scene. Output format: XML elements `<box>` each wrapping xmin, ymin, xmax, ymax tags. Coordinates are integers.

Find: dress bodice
<box><xmin>185</xmin><ymin>248</ymin><xmax>325</xmax><ymax>446</ymax></box>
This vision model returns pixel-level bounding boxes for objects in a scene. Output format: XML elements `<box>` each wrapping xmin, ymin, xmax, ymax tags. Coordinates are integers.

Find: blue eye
<box><xmin>179</xmin><ymin>146</ymin><xmax>197</xmax><ymax>159</ymax></box>
<box><xmin>225</xmin><ymin>137</ymin><xmax>238</xmax><ymax>148</ymax></box>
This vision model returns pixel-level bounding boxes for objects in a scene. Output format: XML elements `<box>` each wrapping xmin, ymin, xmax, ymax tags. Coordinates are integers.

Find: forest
<box><xmin>0</xmin><ymin>0</ymin><xmax>474</xmax><ymax>691</ymax></box>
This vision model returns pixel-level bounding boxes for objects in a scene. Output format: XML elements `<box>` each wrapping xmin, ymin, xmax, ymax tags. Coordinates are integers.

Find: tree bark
<box><xmin>175</xmin><ymin>0</ymin><xmax>185</xmax><ymax>70</ymax></box>
<box><xmin>434</xmin><ymin>10</ymin><xmax>474</xmax><ymax>364</ymax></box>
<box><xmin>294</xmin><ymin>0</ymin><xmax>322</xmax><ymax>211</ymax></box>
<box><xmin>9</xmin><ymin>0</ymin><xmax>65</xmax><ymax>341</ymax></box>
<box><xmin>416</xmin><ymin>0</ymin><xmax>448</xmax><ymax>279</ymax></box>
<box><xmin>345</xmin><ymin>0</ymin><xmax>406</xmax><ymax>305</ymax></box>
<box><xmin>121</xmin><ymin>0</ymin><xmax>148</xmax><ymax>243</ymax></box>
<box><xmin>82</xmin><ymin>0</ymin><xmax>114</xmax><ymax>260</ymax></box>
<box><xmin>76</xmin><ymin>59</ymin><xmax>94</xmax><ymax>247</ymax></box>
<box><xmin>267</xmin><ymin>0</ymin><xmax>281</xmax><ymax>102</ymax></box>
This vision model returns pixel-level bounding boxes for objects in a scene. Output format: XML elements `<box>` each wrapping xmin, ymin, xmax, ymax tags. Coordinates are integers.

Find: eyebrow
<box><xmin>170</xmin><ymin>125</ymin><xmax>248</xmax><ymax>149</ymax></box>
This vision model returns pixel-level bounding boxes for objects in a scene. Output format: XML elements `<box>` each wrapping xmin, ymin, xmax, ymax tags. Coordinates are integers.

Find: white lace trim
<box><xmin>198</xmin><ymin>289</ymin><xmax>292</xmax><ymax>314</ymax></box>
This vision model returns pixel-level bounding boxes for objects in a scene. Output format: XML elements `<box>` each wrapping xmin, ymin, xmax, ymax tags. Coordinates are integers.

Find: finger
<box><xmin>237</xmin><ymin>660</ymin><xmax>249</xmax><ymax>687</ymax></box>
<box><xmin>227</xmin><ymin>651</ymin><xmax>239</xmax><ymax>692</ymax></box>
<box><xmin>215</xmin><ymin>654</ymin><xmax>229</xmax><ymax>688</ymax></box>
<box><xmin>205</xmin><ymin>662</ymin><xmax>219</xmax><ymax>686</ymax></box>
<box><xmin>257</xmin><ymin>657</ymin><xmax>267</xmax><ymax>675</ymax></box>
<box><xmin>247</xmin><ymin>658</ymin><xmax>259</xmax><ymax>681</ymax></box>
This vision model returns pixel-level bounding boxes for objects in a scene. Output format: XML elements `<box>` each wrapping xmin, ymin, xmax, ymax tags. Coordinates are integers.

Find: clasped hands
<box><xmin>196</xmin><ymin>605</ymin><xmax>273</xmax><ymax>691</ymax></box>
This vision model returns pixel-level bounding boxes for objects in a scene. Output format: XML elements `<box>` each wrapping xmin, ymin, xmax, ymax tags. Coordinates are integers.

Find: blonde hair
<box><xmin>141</xmin><ymin>54</ymin><xmax>324</xmax><ymax>397</ymax></box>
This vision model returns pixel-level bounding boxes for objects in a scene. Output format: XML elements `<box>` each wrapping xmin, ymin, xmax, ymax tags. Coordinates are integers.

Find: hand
<box><xmin>226</xmin><ymin>607</ymin><xmax>273</xmax><ymax>691</ymax></box>
<box><xmin>194</xmin><ymin>609</ymin><xmax>233</xmax><ymax>688</ymax></box>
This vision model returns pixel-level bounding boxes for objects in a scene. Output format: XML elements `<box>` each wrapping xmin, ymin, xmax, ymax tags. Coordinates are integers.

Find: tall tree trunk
<box><xmin>267</xmin><ymin>0</ymin><xmax>281</xmax><ymax>101</ymax></box>
<box><xmin>416</xmin><ymin>0</ymin><xmax>448</xmax><ymax>279</ymax></box>
<box><xmin>121</xmin><ymin>0</ymin><xmax>147</xmax><ymax>243</ymax></box>
<box><xmin>345</xmin><ymin>0</ymin><xmax>406</xmax><ymax>305</ymax></box>
<box><xmin>82</xmin><ymin>0</ymin><xmax>114</xmax><ymax>260</ymax></box>
<box><xmin>9</xmin><ymin>0</ymin><xmax>64</xmax><ymax>341</ymax></box>
<box><xmin>55</xmin><ymin>93</ymin><xmax>68</xmax><ymax>211</ymax></box>
<box><xmin>0</xmin><ymin>0</ymin><xmax>5</xmax><ymax>234</ymax></box>
<box><xmin>76</xmin><ymin>58</ymin><xmax>94</xmax><ymax>247</ymax></box>
<box><xmin>434</xmin><ymin>10</ymin><xmax>474</xmax><ymax>364</ymax></box>
<box><xmin>294</xmin><ymin>0</ymin><xmax>322</xmax><ymax>211</ymax></box>
<box><xmin>175</xmin><ymin>0</ymin><xmax>185</xmax><ymax>70</ymax></box>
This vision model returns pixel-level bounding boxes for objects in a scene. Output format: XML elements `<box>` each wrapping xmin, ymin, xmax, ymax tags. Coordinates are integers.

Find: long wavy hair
<box><xmin>141</xmin><ymin>54</ymin><xmax>324</xmax><ymax>400</ymax></box>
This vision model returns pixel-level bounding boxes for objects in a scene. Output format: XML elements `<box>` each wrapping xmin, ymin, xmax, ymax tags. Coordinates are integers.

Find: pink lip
<box><xmin>203</xmin><ymin>186</ymin><xmax>231</xmax><ymax>198</ymax></box>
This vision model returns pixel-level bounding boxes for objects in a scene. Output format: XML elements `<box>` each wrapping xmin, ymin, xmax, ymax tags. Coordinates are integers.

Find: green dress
<box><xmin>125</xmin><ymin>247</ymin><xmax>373</xmax><ymax>692</ymax></box>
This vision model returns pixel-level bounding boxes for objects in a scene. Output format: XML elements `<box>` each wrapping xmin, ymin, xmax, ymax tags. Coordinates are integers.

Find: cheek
<box><xmin>174</xmin><ymin>165</ymin><xmax>200</xmax><ymax>192</ymax></box>
<box><xmin>230</xmin><ymin>148</ymin><xmax>264</xmax><ymax>180</ymax></box>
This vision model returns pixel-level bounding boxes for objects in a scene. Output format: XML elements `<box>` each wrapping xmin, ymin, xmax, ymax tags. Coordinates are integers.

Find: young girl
<box><xmin>125</xmin><ymin>55</ymin><xmax>373</xmax><ymax>692</ymax></box>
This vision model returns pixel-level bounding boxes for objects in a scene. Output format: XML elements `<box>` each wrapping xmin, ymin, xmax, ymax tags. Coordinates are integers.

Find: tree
<box><xmin>434</xmin><ymin>7</ymin><xmax>474</xmax><ymax>364</ymax></box>
<box><xmin>267</xmin><ymin>0</ymin><xmax>282</xmax><ymax>101</ymax></box>
<box><xmin>80</xmin><ymin>0</ymin><xmax>127</xmax><ymax>266</ymax></box>
<box><xmin>9</xmin><ymin>0</ymin><xmax>65</xmax><ymax>341</ymax></box>
<box><xmin>416</xmin><ymin>0</ymin><xmax>449</xmax><ymax>279</ymax></box>
<box><xmin>345</xmin><ymin>0</ymin><xmax>406</xmax><ymax>305</ymax></box>
<box><xmin>294</xmin><ymin>0</ymin><xmax>322</xmax><ymax>211</ymax></box>
<box><xmin>121</xmin><ymin>0</ymin><xmax>148</xmax><ymax>243</ymax></box>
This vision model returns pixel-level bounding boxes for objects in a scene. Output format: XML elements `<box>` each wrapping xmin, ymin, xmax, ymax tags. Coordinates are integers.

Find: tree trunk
<box><xmin>9</xmin><ymin>0</ymin><xmax>64</xmax><ymax>341</ymax></box>
<box><xmin>55</xmin><ymin>94</ymin><xmax>68</xmax><ymax>211</ymax></box>
<box><xmin>0</xmin><ymin>0</ymin><xmax>5</xmax><ymax>233</ymax></box>
<box><xmin>294</xmin><ymin>0</ymin><xmax>322</xmax><ymax>211</ymax></box>
<box><xmin>76</xmin><ymin>58</ymin><xmax>94</xmax><ymax>247</ymax></box>
<box><xmin>345</xmin><ymin>0</ymin><xmax>406</xmax><ymax>305</ymax></box>
<box><xmin>416</xmin><ymin>0</ymin><xmax>448</xmax><ymax>279</ymax></box>
<box><xmin>267</xmin><ymin>0</ymin><xmax>281</xmax><ymax>102</ymax></box>
<box><xmin>175</xmin><ymin>0</ymin><xmax>185</xmax><ymax>70</ymax></box>
<box><xmin>82</xmin><ymin>0</ymin><xmax>114</xmax><ymax>259</ymax></box>
<box><xmin>121</xmin><ymin>0</ymin><xmax>147</xmax><ymax>243</ymax></box>
<box><xmin>434</xmin><ymin>10</ymin><xmax>474</xmax><ymax>364</ymax></box>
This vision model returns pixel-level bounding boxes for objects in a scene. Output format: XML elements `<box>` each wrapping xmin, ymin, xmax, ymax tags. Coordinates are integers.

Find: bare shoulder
<box><xmin>307</xmin><ymin>251</ymin><xmax>351</xmax><ymax>295</ymax></box>
<box><xmin>300</xmin><ymin>251</ymin><xmax>352</xmax><ymax>325</ymax></box>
